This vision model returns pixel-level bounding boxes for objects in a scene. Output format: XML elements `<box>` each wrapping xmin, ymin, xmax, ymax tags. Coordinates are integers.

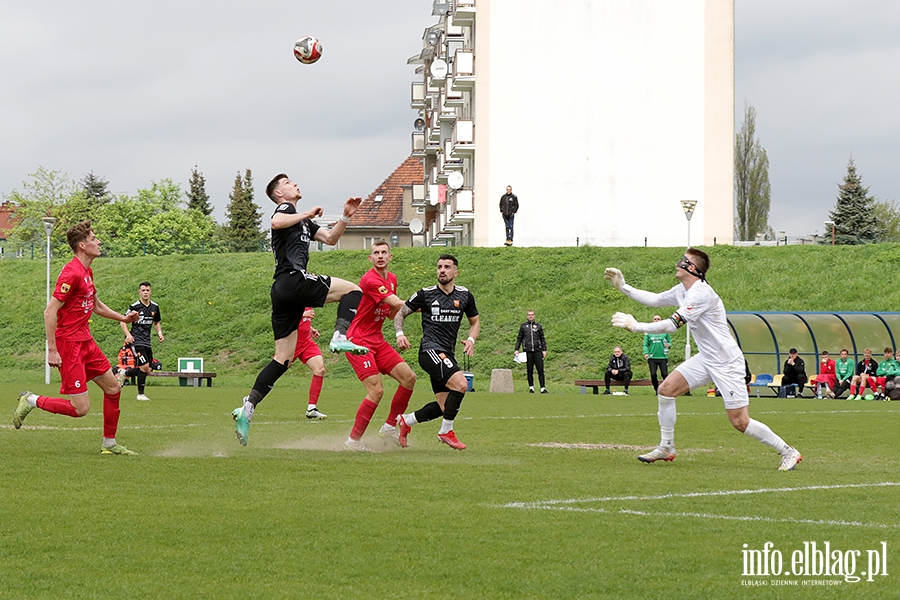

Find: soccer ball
<box><xmin>293</xmin><ymin>36</ymin><xmax>323</xmax><ymax>64</ymax></box>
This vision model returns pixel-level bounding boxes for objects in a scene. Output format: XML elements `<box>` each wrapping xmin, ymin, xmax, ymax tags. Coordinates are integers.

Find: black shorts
<box><xmin>133</xmin><ymin>345</ymin><xmax>152</xmax><ymax>366</ymax></box>
<box><xmin>271</xmin><ymin>270</ymin><xmax>331</xmax><ymax>340</ymax></box>
<box><xmin>419</xmin><ymin>349</ymin><xmax>461</xmax><ymax>394</ymax></box>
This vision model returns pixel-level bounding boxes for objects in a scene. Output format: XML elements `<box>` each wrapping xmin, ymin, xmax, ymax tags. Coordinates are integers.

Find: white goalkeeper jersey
<box><xmin>625</xmin><ymin>281</ymin><xmax>742</xmax><ymax>363</ymax></box>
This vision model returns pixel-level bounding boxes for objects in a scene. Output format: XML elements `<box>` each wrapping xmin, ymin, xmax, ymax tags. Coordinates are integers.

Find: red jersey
<box><xmin>52</xmin><ymin>257</ymin><xmax>96</xmax><ymax>342</ymax></box>
<box><xmin>819</xmin><ymin>358</ymin><xmax>836</xmax><ymax>375</ymax></box>
<box><xmin>346</xmin><ymin>268</ymin><xmax>397</xmax><ymax>345</ymax></box>
<box><xmin>298</xmin><ymin>310</ymin><xmax>313</xmax><ymax>339</ymax></box>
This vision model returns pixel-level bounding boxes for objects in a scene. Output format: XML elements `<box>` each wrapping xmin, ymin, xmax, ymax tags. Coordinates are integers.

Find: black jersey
<box><xmin>126</xmin><ymin>300</ymin><xmax>161</xmax><ymax>347</ymax></box>
<box><xmin>406</xmin><ymin>284</ymin><xmax>478</xmax><ymax>353</ymax></box>
<box><xmin>271</xmin><ymin>202</ymin><xmax>321</xmax><ymax>278</ymax></box>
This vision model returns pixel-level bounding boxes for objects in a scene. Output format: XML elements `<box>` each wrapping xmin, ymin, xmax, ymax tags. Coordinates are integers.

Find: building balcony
<box><xmin>454</xmin><ymin>0</ymin><xmax>476</xmax><ymax>24</ymax></box>
<box><xmin>444</xmin><ymin>81</ymin><xmax>464</xmax><ymax>107</ymax></box>
<box><xmin>411</xmin><ymin>131</ymin><xmax>425</xmax><ymax>157</ymax></box>
<box><xmin>451</xmin><ymin>50</ymin><xmax>475</xmax><ymax>90</ymax></box>
<box><xmin>411</xmin><ymin>81</ymin><xmax>425</xmax><ymax>109</ymax></box>
<box><xmin>412</xmin><ymin>183</ymin><xmax>426</xmax><ymax>208</ymax></box>
<box><xmin>450</xmin><ymin>189</ymin><xmax>475</xmax><ymax>223</ymax></box>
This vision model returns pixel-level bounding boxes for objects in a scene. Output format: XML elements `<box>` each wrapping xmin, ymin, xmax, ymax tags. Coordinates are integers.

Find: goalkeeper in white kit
<box><xmin>604</xmin><ymin>247</ymin><xmax>802</xmax><ymax>471</ymax></box>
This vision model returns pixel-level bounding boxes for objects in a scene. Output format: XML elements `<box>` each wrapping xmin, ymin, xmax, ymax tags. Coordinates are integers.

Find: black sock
<box><xmin>249</xmin><ymin>360</ymin><xmax>289</xmax><ymax>406</ymax></box>
<box><xmin>335</xmin><ymin>290</ymin><xmax>362</xmax><ymax>336</ymax></box>
<box><xmin>442</xmin><ymin>390</ymin><xmax>465</xmax><ymax>421</ymax></box>
<box><xmin>414</xmin><ymin>401</ymin><xmax>444</xmax><ymax>424</ymax></box>
<box><xmin>137</xmin><ymin>372</ymin><xmax>147</xmax><ymax>394</ymax></box>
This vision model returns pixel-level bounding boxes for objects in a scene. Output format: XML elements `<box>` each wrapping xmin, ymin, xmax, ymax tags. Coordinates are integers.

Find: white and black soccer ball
<box><xmin>293</xmin><ymin>35</ymin><xmax>323</xmax><ymax>64</ymax></box>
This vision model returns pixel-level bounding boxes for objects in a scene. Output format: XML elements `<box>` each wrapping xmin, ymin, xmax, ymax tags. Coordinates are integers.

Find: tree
<box><xmin>187</xmin><ymin>165</ymin><xmax>213</xmax><ymax>217</ymax></box>
<box><xmin>5</xmin><ymin>166</ymin><xmax>75</xmax><ymax>247</ymax></box>
<box><xmin>829</xmin><ymin>159</ymin><xmax>879</xmax><ymax>245</ymax></box>
<box><xmin>734</xmin><ymin>106</ymin><xmax>771</xmax><ymax>241</ymax></box>
<box><xmin>225</xmin><ymin>169</ymin><xmax>265</xmax><ymax>251</ymax></box>
<box><xmin>872</xmin><ymin>199</ymin><xmax>900</xmax><ymax>243</ymax></box>
<box><xmin>81</xmin><ymin>172</ymin><xmax>112</xmax><ymax>204</ymax></box>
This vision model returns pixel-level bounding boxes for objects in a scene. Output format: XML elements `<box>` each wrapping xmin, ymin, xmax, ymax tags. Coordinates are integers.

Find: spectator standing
<box><xmin>604</xmin><ymin>346</ymin><xmax>632</xmax><ymax>396</ymax></box>
<box><xmin>499</xmin><ymin>185</ymin><xmax>519</xmax><ymax>246</ymax></box>
<box><xmin>831</xmin><ymin>349</ymin><xmax>855</xmax><ymax>398</ymax></box>
<box><xmin>642</xmin><ymin>316</ymin><xmax>671</xmax><ymax>392</ymax></box>
<box><xmin>782</xmin><ymin>349</ymin><xmax>807</xmax><ymax>397</ymax></box>
<box><xmin>515</xmin><ymin>310</ymin><xmax>548</xmax><ymax>394</ymax></box>
<box><xmin>121</xmin><ymin>282</ymin><xmax>163</xmax><ymax>401</ymax></box>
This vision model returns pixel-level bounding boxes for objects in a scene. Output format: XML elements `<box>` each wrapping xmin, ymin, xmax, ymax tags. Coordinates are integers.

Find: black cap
<box><xmin>789</xmin><ymin>348</ymin><xmax>798</xmax><ymax>354</ymax></box>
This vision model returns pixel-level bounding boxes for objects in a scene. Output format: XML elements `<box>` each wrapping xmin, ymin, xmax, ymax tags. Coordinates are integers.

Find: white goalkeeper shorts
<box><xmin>675</xmin><ymin>353</ymin><xmax>750</xmax><ymax>410</ymax></box>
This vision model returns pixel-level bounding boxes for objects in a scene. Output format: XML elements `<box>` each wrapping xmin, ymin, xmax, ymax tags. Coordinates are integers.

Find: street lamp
<box><xmin>679</xmin><ymin>200</ymin><xmax>697</xmax><ymax>361</ymax></box>
<box><xmin>824</xmin><ymin>220</ymin><xmax>835</xmax><ymax>245</ymax></box>
<box><xmin>42</xmin><ymin>217</ymin><xmax>56</xmax><ymax>385</ymax></box>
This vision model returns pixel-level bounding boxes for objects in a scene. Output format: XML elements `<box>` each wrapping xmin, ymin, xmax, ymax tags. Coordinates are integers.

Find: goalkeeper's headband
<box><xmin>677</xmin><ymin>255</ymin><xmax>706</xmax><ymax>281</ymax></box>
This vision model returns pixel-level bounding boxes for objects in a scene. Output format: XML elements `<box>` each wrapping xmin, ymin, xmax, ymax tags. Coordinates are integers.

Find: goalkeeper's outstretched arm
<box><xmin>611</xmin><ymin>312</ymin><xmax>680</xmax><ymax>334</ymax></box>
<box><xmin>604</xmin><ymin>267</ymin><xmax>672</xmax><ymax>308</ymax></box>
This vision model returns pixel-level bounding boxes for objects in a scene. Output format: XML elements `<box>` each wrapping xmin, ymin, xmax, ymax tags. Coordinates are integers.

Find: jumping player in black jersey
<box><xmin>232</xmin><ymin>173</ymin><xmax>369</xmax><ymax>446</ymax></box>
<box><xmin>121</xmin><ymin>282</ymin><xmax>163</xmax><ymax>401</ymax></box>
<box><xmin>394</xmin><ymin>254</ymin><xmax>480</xmax><ymax>450</ymax></box>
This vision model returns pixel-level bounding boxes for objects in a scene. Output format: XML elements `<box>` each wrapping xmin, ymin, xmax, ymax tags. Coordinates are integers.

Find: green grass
<box><xmin>4</xmin><ymin>243</ymin><xmax>900</xmax><ymax>388</ymax></box>
<box><xmin>1</xmin><ymin>383</ymin><xmax>898</xmax><ymax>598</ymax></box>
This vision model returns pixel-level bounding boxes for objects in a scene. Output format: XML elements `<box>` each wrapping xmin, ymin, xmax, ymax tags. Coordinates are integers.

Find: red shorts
<box><xmin>56</xmin><ymin>338</ymin><xmax>111</xmax><ymax>395</ymax></box>
<box><xmin>346</xmin><ymin>338</ymin><xmax>405</xmax><ymax>381</ymax></box>
<box><xmin>292</xmin><ymin>338</ymin><xmax>322</xmax><ymax>364</ymax></box>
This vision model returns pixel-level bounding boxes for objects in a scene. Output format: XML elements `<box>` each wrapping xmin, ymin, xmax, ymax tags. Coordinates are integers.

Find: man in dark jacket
<box><xmin>515</xmin><ymin>310</ymin><xmax>547</xmax><ymax>393</ymax></box>
<box><xmin>499</xmin><ymin>185</ymin><xmax>519</xmax><ymax>246</ymax></box>
<box><xmin>782</xmin><ymin>348</ymin><xmax>807</xmax><ymax>397</ymax></box>
<box><xmin>604</xmin><ymin>346</ymin><xmax>632</xmax><ymax>395</ymax></box>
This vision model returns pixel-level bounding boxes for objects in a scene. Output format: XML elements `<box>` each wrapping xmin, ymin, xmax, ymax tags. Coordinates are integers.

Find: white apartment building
<box><xmin>408</xmin><ymin>0</ymin><xmax>734</xmax><ymax>247</ymax></box>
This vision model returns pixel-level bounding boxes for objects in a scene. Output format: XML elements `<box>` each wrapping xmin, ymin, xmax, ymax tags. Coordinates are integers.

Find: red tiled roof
<box><xmin>0</xmin><ymin>202</ymin><xmax>17</xmax><ymax>240</ymax></box>
<box><xmin>350</xmin><ymin>156</ymin><xmax>423</xmax><ymax>227</ymax></box>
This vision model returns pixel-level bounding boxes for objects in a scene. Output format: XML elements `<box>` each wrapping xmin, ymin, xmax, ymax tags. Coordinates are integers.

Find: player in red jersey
<box><xmin>292</xmin><ymin>308</ymin><xmax>328</xmax><ymax>420</ymax></box>
<box><xmin>344</xmin><ymin>240</ymin><xmax>417</xmax><ymax>450</ymax></box>
<box><xmin>13</xmin><ymin>220</ymin><xmax>140</xmax><ymax>455</ymax></box>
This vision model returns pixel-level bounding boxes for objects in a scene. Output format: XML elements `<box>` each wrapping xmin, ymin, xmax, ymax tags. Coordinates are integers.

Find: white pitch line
<box><xmin>501</xmin><ymin>481</ymin><xmax>900</xmax><ymax>509</ymax></box>
<box><xmin>531</xmin><ymin>506</ymin><xmax>900</xmax><ymax>529</ymax></box>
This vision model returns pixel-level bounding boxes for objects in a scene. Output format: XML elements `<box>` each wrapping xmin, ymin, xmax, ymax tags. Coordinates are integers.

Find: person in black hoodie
<box><xmin>515</xmin><ymin>310</ymin><xmax>547</xmax><ymax>393</ymax></box>
<box><xmin>604</xmin><ymin>346</ymin><xmax>632</xmax><ymax>395</ymax></box>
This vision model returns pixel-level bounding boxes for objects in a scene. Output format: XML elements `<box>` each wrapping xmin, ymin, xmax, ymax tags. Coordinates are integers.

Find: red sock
<box><xmin>36</xmin><ymin>396</ymin><xmax>79</xmax><ymax>417</ymax></box>
<box><xmin>103</xmin><ymin>391</ymin><xmax>121</xmax><ymax>439</ymax></box>
<box><xmin>386</xmin><ymin>386</ymin><xmax>413</xmax><ymax>426</ymax></box>
<box><xmin>309</xmin><ymin>375</ymin><xmax>324</xmax><ymax>406</ymax></box>
<box><xmin>350</xmin><ymin>398</ymin><xmax>378</xmax><ymax>440</ymax></box>
<box><xmin>850</xmin><ymin>385</ymin><xmax>857</xmax><ymax>395</ymax></box>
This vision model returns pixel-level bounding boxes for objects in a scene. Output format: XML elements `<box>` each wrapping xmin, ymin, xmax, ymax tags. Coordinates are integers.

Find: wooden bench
<box><xmin>129</xmin><ymin>371</ymin><xmax>217</xmax><ymax>387</ymax></box>
<box><xmin>574</xmin><ymin>379</ymin><xmax>654</xmax><ymax>394</ymax></box>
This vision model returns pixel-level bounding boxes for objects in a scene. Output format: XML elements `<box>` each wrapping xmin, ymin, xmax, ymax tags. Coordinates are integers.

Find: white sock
<box><xmin>307</xmin><ymin>404</ymin><xmax>317</xmax><ymax>412</ymax></box>
<box><xmin>382</xmin><ymin>423</ymin><xmax>396</xmax><ymax>431</ymax></box>
<box><xmin>332</xmin><ymin>331</ymin><xmax>346</xmax><ymax>342</ymax></box>
<box><xmin>743</xmin><ymin>418</ymin><xmax>790</xmax><ymax>454</ymax></box>
<box><xmin>27</xmin><ymin>394</ymin><xmax>39</xmax><ymax>407</ymax></box>
<box><xmin>243</xmin><ymin>399</ymin><xmax>255</xmax><ymax>421</ymax></box>
<box><xmin>658</xmin><ymin>395</ymin><xmax>676</xmax><ymax>447</ymax></box>
<box><xmin>402</xmin><ymin>413</ymin><xmax>418</xmax><ymax>427</ymax></box>
<box><xmin>438</xmin><ymin>419</ymin><xmax>454</xmax><ymax>434</ymax></box>
<box><xmin>102</xmin><ymin>437</ymin><xmax>116</xmax><ymax>448</ymax></box>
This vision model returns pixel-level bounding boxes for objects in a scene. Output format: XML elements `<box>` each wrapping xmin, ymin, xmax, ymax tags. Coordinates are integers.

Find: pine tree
<box><xmin>81</xmin><ymin>171</ymin><xmax>111</xmax><ymax>204</ymax></box>
<box><xmin>829</xmin><ymin>159</ymin><xmax>879</xmax><ymax>245</ymax></box>
<box><xmin>187</xmin><ymin>165</ymin><xmax>213</xmax><ymax>216</ymax></box>
<box><xmin>225</xmin><ymin>170</ymin><xmax>264</xmax><ymax>251</ymax></box>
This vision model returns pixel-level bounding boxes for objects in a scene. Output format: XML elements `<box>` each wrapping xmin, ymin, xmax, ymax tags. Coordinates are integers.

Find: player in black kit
<box><xmin>121</xmin><ymin>282</ymin><xmax>163</xmax><ymax>401</ymax></box>
<box><xmin>394</xmin><ymin>254</ymin><xmax>480</xmax><ymax>450</ymax></box>
<box><xmin>232</xmin><ymin>173</ymin><xmax>369</xmax><ymax>446</ymax></box>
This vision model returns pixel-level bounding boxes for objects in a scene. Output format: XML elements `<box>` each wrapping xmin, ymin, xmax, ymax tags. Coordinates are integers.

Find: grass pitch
<box><xmin>1</xmin><ymin>383</ymin><xmax>898</xmax><ymax>599</ymax></box>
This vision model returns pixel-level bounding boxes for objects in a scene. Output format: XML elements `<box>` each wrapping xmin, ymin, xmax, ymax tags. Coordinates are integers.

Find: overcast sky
<box><xmin>3</xmin><ymin>1</ymin><xmax>899</xmax><ymax>240</ymax></box>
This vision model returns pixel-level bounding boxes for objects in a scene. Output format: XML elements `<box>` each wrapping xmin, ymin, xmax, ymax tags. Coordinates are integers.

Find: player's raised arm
<box><xmin>611</xmin><ymin>311</ymin><xmax>679</xmax><ymax>334</ymax></box>
<box><xmin>394</xmin><ymin>303</ymin><xmax>417</xmax><ymax>350</ymax></box>
<box><xmin>604</xmin><ymin>267</ymin><xmax>676</xmax><ymax>308</ymax></box>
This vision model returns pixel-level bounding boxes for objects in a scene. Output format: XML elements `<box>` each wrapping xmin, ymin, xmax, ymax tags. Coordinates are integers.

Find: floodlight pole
<box><xmin>680</xmin><ymin>201</ymin><xmax>697</xmax><ymax>361</ymax></box>
<box><xmin>42</xmin><ymin>217</ymin><xmax>56</xmax><ymax>384</ymax></box>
